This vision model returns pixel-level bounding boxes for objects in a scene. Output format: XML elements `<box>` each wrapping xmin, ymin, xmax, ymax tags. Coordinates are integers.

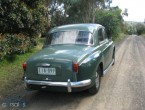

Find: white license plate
<box><xmin>38</xmin><ymin>67</ymin><xmax>56</xmax><ymax>75</ymax></box>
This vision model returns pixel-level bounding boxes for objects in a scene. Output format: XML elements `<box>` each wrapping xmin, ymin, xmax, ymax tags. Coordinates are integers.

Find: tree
<box><xmin>0</xmin><ymin>0</ymin><xmax>48</xmax><ymax>36</ymax></box>
<box><xmin>63</xmin><ymin>0</ymin><xmax>108</xmax><ymax>23</ymax></box>
<box><xmin>95</xmin><ymin>7</ymin><xmax>123</xmax><ymax>40</ymax></box>
<box><xmin>122</xmin><ymin>8</ymin><xmax>128</xmax><ymax>17</ymax></box>
<box><xmin>135</xmin><ymin>23</ymin><xmax>145</xmax><ymax>35</ymax></box>
<box><xmin>48</xmin><ymin>0</ymin><xmax>67</xmax><ymax>27</ymax></box>
<box><xmin>47</xmin><ymin>0</ymin><xmax>110</xmax><ymax>26</ymax></box>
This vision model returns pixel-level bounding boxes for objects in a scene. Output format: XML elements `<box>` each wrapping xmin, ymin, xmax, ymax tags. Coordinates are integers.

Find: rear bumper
<box><xmin>24</xmin><ymin>77</ymin><xmax>91</xmax><ymax>92</ymax></box>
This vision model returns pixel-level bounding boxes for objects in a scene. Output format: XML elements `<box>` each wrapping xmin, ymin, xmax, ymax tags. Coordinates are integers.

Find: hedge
<box><xmin>0</xmin><ymin>34</ymin><xmax>36</xmax><ymax>60</ymax></box>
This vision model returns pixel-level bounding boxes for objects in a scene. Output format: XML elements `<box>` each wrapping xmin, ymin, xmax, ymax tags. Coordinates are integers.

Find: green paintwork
<box><xmin>24</xmin><ymin>23</ymin><xmax>115</xmax><ymax>92</ymax></box>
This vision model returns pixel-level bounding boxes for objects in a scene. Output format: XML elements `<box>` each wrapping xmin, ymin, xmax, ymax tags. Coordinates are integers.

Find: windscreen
<box><xmin>46</xmin><ymin>30</ymin><xmax>94</xmax><ymax>45</ymax></box>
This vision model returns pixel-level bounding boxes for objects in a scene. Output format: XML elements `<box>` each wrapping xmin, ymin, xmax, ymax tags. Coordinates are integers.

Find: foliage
<box><xmin>47</xmin><ymin>0</ymin><xmax>123</xmax><ymax>41</ymax></box>
<box><xmin>124</xmin><ymin>21</ymin><xmax>145</xmax><ymax>35</ymax></box>
<box><xmin>135</xmin><ymin>23</ymin><xmax>145</xmax><ymax>35</ymax></box>
<box><xmin>47</xmin><ymin>0</ymin><xmax>111</xmax><ymax>27</ymax></box>
<box><xmin>0</xmin><ymin>38</ymin><xmax>43</xmax><ymax>97</ymax></box>
<box><xmin>0</xmin><ymin>34</ymin><xmax>35</xmax><ymax>60</ymax></box>
<box><xmin>0</xmin><ymin>0</ymin><xmax>48</xmax><ymax>60</ymax></box>
<box><xmin>0</xmin><ymin>0</ymin><xmax>48</xmax><ymax>35</ymax></box>
<box><xmin>126</xmin><ymin>22</ymin><xmax>137</xmax><ymax>35</ymax></box>
<box><xmin>95</xmin><ymin>7</ymin><xmax>123</xmax><ymax>40</ymax></box>
<box><xmin>48</xmin><ymin>0</ymin><xmax>67</xmax><ymax>27</ymax></box>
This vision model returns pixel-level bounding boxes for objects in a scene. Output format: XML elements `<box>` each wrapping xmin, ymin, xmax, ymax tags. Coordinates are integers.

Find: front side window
<box><xmin>46</xmin><ymin>30</ymin><xmax>94</xmax><ymax>45</ymax></box>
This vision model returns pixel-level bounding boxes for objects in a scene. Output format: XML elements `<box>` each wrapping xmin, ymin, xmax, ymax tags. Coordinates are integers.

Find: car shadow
<box><xmin>20</xmin><ymin>90</ymin><xmax>94</xmax><ymax>109</ymax></box>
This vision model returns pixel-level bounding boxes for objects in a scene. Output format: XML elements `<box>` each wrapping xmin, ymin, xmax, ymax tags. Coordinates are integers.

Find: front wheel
<box><xmin>88</xmin><ymin>67</ymin><xmax>101</xmax><ymax>94</ymax></box>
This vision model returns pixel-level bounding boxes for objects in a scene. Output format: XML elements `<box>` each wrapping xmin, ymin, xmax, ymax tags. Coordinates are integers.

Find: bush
<box><xmin>0</xmin><ymin>0</ymin><xmax>48</xmax><ymax>36</ymax></box>
<box><xmin>135</xmin><ymin>23</ymin><xmax>145</xmax><ymax>35</ymax></box>
<box><xmin>0</xmin><ymin>35</ymin><xmax>6</xmax><ymax>60</ymax></box>
<box><xmin>124</xmin><ymin>22</ymin><xmax>145</xmax><ymax>35</ymax></box>
<box><xmin>0</xmin><ymin>34</ymin><xmax>35</xmax><ymax>60</ymax></box>
<box><xmin>0</xmin><ymin>0</ymin><xmax>48</xmax><ymax>61</ymax></box>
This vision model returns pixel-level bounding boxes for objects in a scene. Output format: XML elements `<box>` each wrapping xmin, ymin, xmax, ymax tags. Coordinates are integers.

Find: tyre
<box><xmin>88</xmin><ymin>67</ymin><xmax>101</xmax><ymax>94</ymax></box>
<box><xmin>112</xmin><ymin>51</ymin><xmax>115</xmax><ymax>66</ymax></box>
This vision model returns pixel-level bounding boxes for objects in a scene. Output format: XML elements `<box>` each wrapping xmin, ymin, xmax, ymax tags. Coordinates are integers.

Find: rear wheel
<box><xmin>88</xmin><ymin>67</ymin><xmax>101</xmax><ymax>94</ymax></box>
<box><xmin>112</xmin><ymin>51</ymin><xmax>115</xmax><ymax>65</ymax></box>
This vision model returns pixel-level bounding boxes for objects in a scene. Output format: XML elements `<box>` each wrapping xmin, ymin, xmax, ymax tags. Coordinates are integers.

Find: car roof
<box><xmin>49</xmin><ymin>23</ymin><xmax>103</xmax><ymax>34</ymax></box>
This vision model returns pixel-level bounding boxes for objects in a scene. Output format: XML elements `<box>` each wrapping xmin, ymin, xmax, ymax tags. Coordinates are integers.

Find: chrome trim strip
<box><xmin>25</xmin><ymin>78</ymin><xmax>91</xmax><ymax>92</ymax></box>
<box><xmin>36</xmin><ymin>63</ymin><xmax>50</xmax><ymax>67</ymax></box>
<box><xmin>103</xmin><ymin>59</ymin><xmax>114</xmax><ymax>75</ymax></box>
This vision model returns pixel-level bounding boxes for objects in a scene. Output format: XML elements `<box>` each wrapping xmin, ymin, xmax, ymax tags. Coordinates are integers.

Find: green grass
<box><xmin>0</xmin><ymin>38</ymin><xmax>44</xmax><ymax>98</ymax></box>
<box><xmin>142</xmin><ymin>34</ymin><xmax>145</xmax><ymax>37</ymax></box>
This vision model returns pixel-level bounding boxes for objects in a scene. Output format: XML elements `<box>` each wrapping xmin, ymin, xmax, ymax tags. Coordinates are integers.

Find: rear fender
<box><xmin>77</xmin><ymin>51</ymin><xmax>103</xmax><ymax>81</ymax></box>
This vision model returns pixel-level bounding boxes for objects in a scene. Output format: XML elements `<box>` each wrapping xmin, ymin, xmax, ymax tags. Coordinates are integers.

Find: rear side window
<box><xmin>98</xmin><ymin>28</ymin><xmax>108</xmax><ymax>43</ymax></box>
<box><xmin>98</xmin><ymin>28</ymin><xmax>104</xmax><ymax>42</ymax></box>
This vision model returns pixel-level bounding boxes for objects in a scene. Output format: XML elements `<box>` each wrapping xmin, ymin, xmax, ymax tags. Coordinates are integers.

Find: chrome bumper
<box><xmin>24</xmin><ymin>78</ymin><xmax>91</xmax><ymax>92</ymax></box>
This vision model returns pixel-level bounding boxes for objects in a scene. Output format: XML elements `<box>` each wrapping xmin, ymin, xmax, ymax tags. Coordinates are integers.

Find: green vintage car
<box><xmin>23</xmin><ymin>24</ymin><xmax>115</xmax><ymax>94</ymax></box>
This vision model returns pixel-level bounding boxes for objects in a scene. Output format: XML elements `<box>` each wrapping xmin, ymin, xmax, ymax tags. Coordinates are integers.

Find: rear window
<box><xmin>46</xmin><ymin>30</ymin><xmax>94</xmax><ymax>45</ymax></box>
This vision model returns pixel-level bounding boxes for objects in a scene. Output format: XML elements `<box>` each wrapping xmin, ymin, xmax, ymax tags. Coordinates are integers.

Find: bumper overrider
<box><xmin>24</xmin><ymin>77</ymin><xmax>91</xmax><ymax>92</ymax></box>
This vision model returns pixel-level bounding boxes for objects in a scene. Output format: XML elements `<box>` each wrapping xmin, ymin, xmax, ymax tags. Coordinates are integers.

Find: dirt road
<box><xmin>1</xmin><ymin>35</ymin><xmax>145</xmax><ymax>110</ymax></box>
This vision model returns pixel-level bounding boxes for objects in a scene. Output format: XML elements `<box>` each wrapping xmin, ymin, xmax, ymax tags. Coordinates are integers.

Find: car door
<box><xmin>98</xmin><ymin>27</ymin><xmax>110</xmax><ymax>70</ymax></box>
<box><xmin>102</xmin><ymin>28</ymin><xmax>114</xmax><ymax>68</ymax></box>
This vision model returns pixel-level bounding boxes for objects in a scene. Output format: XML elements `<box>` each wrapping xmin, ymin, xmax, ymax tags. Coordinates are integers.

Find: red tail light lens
<box><xmin>72</xmin><ymin>62</ymin><xmax>78</xmax><ymax>73</ymax></box>
<box><xmin>22</xmin><ymin>62</ymin><xmax>27</xmax><ymax>70</ymax></box>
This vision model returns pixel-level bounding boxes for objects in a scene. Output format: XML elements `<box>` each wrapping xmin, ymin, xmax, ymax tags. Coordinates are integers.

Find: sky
<box><xmin>111</xmin><ymin>0</ymin><xmax>145</xmax><ymax>22</ymax></box>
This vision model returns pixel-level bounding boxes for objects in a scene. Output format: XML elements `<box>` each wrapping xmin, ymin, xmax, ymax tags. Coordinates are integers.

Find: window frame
<box><xmin>98</xmin><ymin>27</ymin><xmax>108</xmax><ymax>44</ymax></box>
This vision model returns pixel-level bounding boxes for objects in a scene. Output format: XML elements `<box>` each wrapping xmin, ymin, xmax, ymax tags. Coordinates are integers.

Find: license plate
<box><xmin>38</xmin><ymin>67</ymin><xmax>56</xmax><ymax>75</ymax></box>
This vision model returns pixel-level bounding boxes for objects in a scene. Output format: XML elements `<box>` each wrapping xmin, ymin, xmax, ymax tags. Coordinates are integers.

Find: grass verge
<box><xmin>0</xmin><ymin>38</ymin><xmax>44</xmax><ymax>99</ymax></box>
<box><xmin>114</xmin><ymin>33</ymin><xmax>126</xmax><ymax>42</ymax></box>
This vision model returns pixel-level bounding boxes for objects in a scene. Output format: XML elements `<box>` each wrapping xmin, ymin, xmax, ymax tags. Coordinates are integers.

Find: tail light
<box><xmin>72</xmin><ymin>62</ymin><xmax>78</xmax><ymax>73</ymax></box>
<box><xmin>22</xmin><ymin>62</ymin><xmax>27</xmax><ymax>71</ymax></box>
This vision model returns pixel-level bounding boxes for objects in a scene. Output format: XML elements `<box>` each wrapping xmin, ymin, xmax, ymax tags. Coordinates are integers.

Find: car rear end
<box><xmin>23</xmin><ymin>58</ymin><xmax>91</xmax><ymax>92</ymax></box>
